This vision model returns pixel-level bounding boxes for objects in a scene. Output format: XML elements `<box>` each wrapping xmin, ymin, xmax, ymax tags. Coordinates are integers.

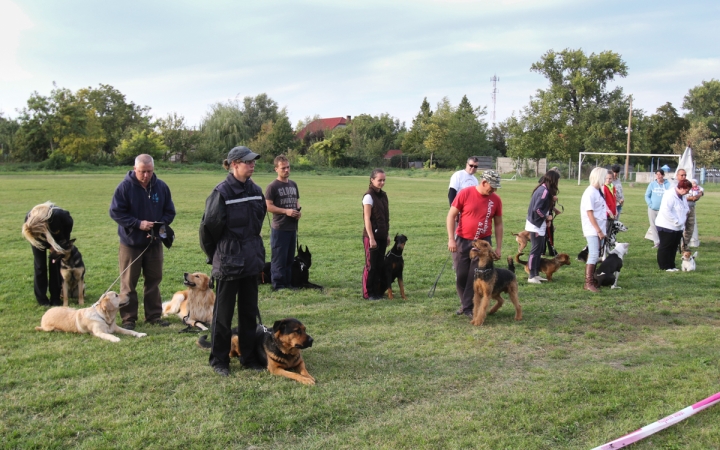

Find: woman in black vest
<box><xmin>200</xmin><ymin>146</ymin><xmax>267</xmax><ymax>377</ymax></box>
<box><xmin>362</xmin><ymin>169</ymin><xmax>390</xmax><ymax>300</ymax></box>
<box><xmin>22</xmin><ymin>202</ymin><xmax>74</xmax><ymax>306</ymax></box>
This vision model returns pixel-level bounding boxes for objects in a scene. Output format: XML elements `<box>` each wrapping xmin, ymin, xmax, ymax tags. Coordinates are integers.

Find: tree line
<box><xmin>1</xmin><ymin>49</ymin><xmax>718</xmax><ymax>169</ymax></box>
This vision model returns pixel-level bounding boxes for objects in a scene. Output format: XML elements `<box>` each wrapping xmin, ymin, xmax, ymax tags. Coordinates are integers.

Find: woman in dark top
<box><xmin>199</xmin><ymin>146</ymin><xmax>266</xmax><ymax>377</ymax></box>
<box><xmin>22</xmin><ymin>202</ymin><xmax>73</xmax><ymax>306</ymax></box>
<box><xmin>362</xmin><ymin>169</ymin><xmax>389</xmax><ymax>300</ymax></box>
<box><xmin>524</xmin><ymin>171</ymin><xmax>560</xmax><ymax>284</ymax></box>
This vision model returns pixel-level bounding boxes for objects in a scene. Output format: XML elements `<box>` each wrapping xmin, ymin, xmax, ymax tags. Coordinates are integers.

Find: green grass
<box><xmin>1</xmin><ymin>170</ymin><xmax>719</xmax><ymax>449</ymax></box>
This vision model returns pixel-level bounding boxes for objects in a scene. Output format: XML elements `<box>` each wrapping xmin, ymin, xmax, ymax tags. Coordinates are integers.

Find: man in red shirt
<box><xmin>446</xmin><ymin>170</ymin><xmax>503</xmax><ymax>317</ymax></box>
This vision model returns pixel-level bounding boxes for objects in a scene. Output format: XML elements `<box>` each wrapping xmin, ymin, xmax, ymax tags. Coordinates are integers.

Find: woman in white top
<box><xmin>579</xmin><ymin>167</ymin><xmax>608</xmax><ymax>292</ymax></box>
<box><xmin>655</xmin><ymin>179</ymin><xmax>691</xmax><ymax>271</ymax></box>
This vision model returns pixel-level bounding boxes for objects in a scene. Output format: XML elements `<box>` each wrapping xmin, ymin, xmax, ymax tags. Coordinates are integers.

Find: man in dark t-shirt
<box><xmin>265</xmin><ymin>155</ymin><xmax>301</xmax><ymax>290</ymax></box>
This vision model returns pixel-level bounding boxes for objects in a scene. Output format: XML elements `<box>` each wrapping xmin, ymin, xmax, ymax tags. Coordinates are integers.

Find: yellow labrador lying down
<box><xmin>36</xmin><ymin>291</ymin><xmax>147</xmax><ymax>342</ymax></box>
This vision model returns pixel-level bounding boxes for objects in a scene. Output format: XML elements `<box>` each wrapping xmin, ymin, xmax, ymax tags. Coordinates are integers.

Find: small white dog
<box><xmin>681</xmin><ymin>251</ymin><xmax>697</xmax><ymax>272</ymax></box>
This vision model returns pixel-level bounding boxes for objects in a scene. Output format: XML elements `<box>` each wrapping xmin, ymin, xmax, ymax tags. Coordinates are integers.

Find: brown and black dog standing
<box><xmin>198</xmin><ymin>318</ymin><xmax>315</xmax><ymax>385</ymax></box>
<box><xmin>59</xmin><ymin>239</ymin><xmax>85</xmax><ymax>307</ymax></box>
<box><xmin>469</xmin><ymin>240</ymin><xmax>522</xmax><ymax>327</ymax></box>
<box><xmin>514</xmin><ymin>252</ymin><xmax>571</xmax><ymax>281</ymax></box>
<box><xmin>384</xmin><ymin>234</ymin><xmax>407</xmax><ymax>299</ymax></box>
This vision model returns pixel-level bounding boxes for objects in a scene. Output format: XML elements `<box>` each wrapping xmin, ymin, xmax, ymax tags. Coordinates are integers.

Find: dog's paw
<box><xmin>300</xmin><ymin>377</ymin><xmax>316</xmax><ymax>386</ymax></box>
<box><xmin>136</xmin><ymin>332</ymin><xmax>148</xmax><ymax>338</ymax></box>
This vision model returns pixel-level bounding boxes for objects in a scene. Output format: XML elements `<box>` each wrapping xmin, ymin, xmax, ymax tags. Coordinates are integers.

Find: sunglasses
<box><xmin>468</xmin><ymin>164</ymin><xmax>479</xmax><ymax>169</ymax></box>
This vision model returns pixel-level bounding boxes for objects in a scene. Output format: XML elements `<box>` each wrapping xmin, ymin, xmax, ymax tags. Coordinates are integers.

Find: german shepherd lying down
<box><xmin>35</xmin><ymin>291</ymin><xmax>147</xmax><ymax>342</ymax></box>
<box><xmin>59</xmin><ymin>239</ymin><xmax>85</xmax><ymax>307</ymax></box>
<box><xmin>469</xmin><ymin>240</ymin><xmax>522</xmax><ymax>327</ymax></box>
<box><xmin>198</xmin><ymin>318</ymin><xmax>315</xmax><ymax>385</ymax></box>
<box><xmin>162</xmin><ymin>272</ymin><xmax>215</xmax><ymax>330</ymax></box>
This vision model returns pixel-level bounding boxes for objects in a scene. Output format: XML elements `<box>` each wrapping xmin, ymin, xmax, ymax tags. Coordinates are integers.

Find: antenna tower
<box><xmin>490</xmin><ymin>74</ymin><xmax>499</xmax><ymax>125</ymax></box>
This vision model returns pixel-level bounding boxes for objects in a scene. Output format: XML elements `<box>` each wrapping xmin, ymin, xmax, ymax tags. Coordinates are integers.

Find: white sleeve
<box><xmin>362</xmin><ymin>194</ymin><xmax>374</xmax><ymax>206</ymax></box>
<box><xmin>448</xmin><ymin>172</ymin><xmax>459</xmax><ymax>190</ymax></box>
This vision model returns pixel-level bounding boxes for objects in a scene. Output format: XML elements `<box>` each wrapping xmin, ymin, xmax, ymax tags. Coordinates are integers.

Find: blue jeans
<box><xmin>585</xmin><ymin>235</ymin><xmax>601</xmax><ymax>265</ymax></box>
<box><xmin>270</xmin><ymin>228</ymin><xmax>296</xmax><ymax>289</ymax></box>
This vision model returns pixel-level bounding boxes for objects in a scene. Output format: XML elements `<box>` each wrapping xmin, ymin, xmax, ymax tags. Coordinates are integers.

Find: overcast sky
<box><xmin>1</xmin><ymin>0</ymin><xmax>718</xmax><ymax>129</ymax></box>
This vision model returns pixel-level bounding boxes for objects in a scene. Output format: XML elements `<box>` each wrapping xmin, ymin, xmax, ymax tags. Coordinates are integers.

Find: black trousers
<box><xmin>528</xmin><ymin>232</ymin><xmax>546</xmax><ymax>278</ymax></box>
<box><xmin>32</xmin><ymin>245</ymin><xmax>62</xmax><ymax>306</ymax></box>
<box><xmin>209</xmin><ymin>276</ymin><xmax>260</xmax><ymax>369</ymax></box>
<box><xmin>657</xmin><ymin>227</ymin><xmax>683</xmax><ymax>270</ymax></box>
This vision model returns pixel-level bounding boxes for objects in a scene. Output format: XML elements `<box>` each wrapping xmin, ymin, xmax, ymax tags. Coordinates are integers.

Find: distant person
<box><xmin>265</xmin><ymin>155</ymin><xmax>301</xmax><ymax>291</ymax></box>
<box><xmin>524</xmin><ymin>171</ymin><xmax>560</xmax><ymax>284</ymax></box>
<box><xmin>655</xmin><ymin>179</ymin><xmax>692</xmax><ymax>271</ymax></box>
<box><xmin>603</xmin><ymin>171</ymin><xmax>617</xmax><ymax>238</ymax></box>
<box><xmin>362</xmin><ymin>169</ymin><xmax>390</xmax><ymax>300</ymax></box>
<box><xmin>611</xmin><ymin>165</ymin><xmax>625</xmax><ymax>221</ymax></box>
<box><xmin>580</xmin><ymin>167</ymin><xmax>608</xmax><ymax>293</ymax></box>
<box><xmin>200</xmin><ymin>146</ymin><xmax>266</xmax><ymax>376</ymax></box>
<box><xmin>685</xmin><ymin>179</ymin><xmax>704</xmax><ymax>248</ymax></box>
<box><xmin>644</xmin><ymin>169</ymin><xmax>670</xmax><ymax>248</ymax></box>
<box><xmin>22</xmin><ymin>202</ymin><xmax>74</xmax><ymax>307</ymax></box>
<box><xmin>110</xmin><ymin>154</ymin><xmax>175</xmax><ymax>330</ymax></box>
<box><xmin>448</xmin><ymin>156</ymin><xmax>479</xmax><ymax>205</ymax></box>
<box><xmin>447</xmin><ymin>170</ymin><xmax>503</xmax><ymax>316</ymax></box>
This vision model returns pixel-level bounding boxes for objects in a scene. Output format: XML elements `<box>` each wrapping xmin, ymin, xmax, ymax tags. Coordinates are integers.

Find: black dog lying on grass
<box><xmin>258</xmin><ymin>244</ymin><xmax>323</xmax><ymax>290</ymax></box>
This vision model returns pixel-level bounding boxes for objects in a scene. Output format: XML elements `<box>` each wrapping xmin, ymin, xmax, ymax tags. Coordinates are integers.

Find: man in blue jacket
<box><xmin>644</xmin><ymin>169</ymin><xmax>670</xmax><ymax>248</ymax></box>
<box><xmin>110</xmin><ymin>154</ymin><xmax>176</xmax><ymax>330</ymax></box>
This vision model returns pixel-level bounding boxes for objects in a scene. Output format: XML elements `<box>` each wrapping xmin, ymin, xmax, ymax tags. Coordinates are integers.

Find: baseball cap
<box><xmin>227</xmin><ymin>146</ymin><xmax>260</xmax><ymax>162</ymax></box>
<box><xmin>481</xmin><ymin>170</ymin><xmax>501</xmax><ymax>189</ymax></box>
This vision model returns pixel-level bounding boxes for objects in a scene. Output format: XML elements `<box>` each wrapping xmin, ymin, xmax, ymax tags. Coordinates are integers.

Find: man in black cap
<box><xmin>110</xmin><ymin>154</ymin><xmax>176</xmax><ymax>330</ymax></box>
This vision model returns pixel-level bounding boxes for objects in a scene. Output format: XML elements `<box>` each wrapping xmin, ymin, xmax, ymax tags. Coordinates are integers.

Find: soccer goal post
<box><xmin>577</xmin><ymin>152</ymin><xmax>682</xmax><ymax>185</ymax></box>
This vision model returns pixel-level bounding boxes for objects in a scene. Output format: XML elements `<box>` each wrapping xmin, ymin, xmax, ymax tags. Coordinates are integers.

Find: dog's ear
<box><xmin>273</xmin><ymin>319</ymin><xmax>287</xmax><ymax>334</ymax></box>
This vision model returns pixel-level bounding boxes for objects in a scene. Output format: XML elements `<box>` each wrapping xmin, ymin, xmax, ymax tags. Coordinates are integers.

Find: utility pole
<box><xmin>624</xmin><ymin>96</ymin><xmax>632</xmax><ymax>180</ymax></box>
<box><xmin>490</xmin><ymin>74</ymin><xmax>499</xmax><ymax>126</ymax></box>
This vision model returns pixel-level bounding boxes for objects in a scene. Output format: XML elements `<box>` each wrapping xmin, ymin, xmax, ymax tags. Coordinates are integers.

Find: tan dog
<box><xmin>35</xmin><ymin>291</ymin><xmax>147</xmax><ymax>342</ymax></box>
<box><xmin>468</xmin><ymin>240</ymin><xmax>522</xmax><ymax>327</ymax></box>
<box><xmin>198</xmin><ymin>318</ymin><xmax>315</xmax><ymax>385</ymax></box>
<box><xmin>512</xmin><ymin>231</ymin><xmax>531</xmax><ymax>253</ymax></box>
<box><xmin>162</xmin><ymin>272</ymin><xmax>215</xmax><ymax>330</ymax></box>
<box><xmin>514</xmin><ymin>252</ymin><xmax>571</xmax><ymax>281</ymax></box>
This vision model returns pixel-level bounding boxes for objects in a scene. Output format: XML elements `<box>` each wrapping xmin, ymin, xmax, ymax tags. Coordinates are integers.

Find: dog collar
<box><xmin>92</xmin><ymin>304</ymin><xmax>114</xmax><ymax>327</ymax></box>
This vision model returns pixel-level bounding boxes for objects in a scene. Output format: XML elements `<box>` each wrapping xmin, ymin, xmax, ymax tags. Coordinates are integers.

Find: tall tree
<box><xmin>77</xmin><ymin>84</ymin><xmax>151</xmax><ymax>154</ymax></box>
<box><xmin>0</xmin><ymin>113</ymin><xmax>20</xmax><ymax>159</ymax></box>
<box><xmin>157</xmin><ymin>112</ymin><xmax>199</xmax><ymax>161</ymax></box>
<box><xmin>642</xmin><ymin>102</ymin><xmax>689</xmax><ymax>154</ymax></box>
<box><xmin>683</xmin><ymin>79</ymin><xmax>720</xmax><ymax>138</ymax></box>
<box><xmin>442</xmin><ymin>95</ymin><xmax>493</xmax><ymax>167</ymax></box>
<box><xmin>240</xmin><ymin>93</ymin><xmax>279</xmax><ymax>140</ymax></box>
<box><xmin>401</xmin><ymin>97</ymin><xmax>433</xmax><ymax>158</ymax></box>
<box><xmin>508</xmin><ymin>48</ymin><xmax>630</xmax><ymax>162</ymax></box>
<box><xmin>672</xmin><ymin>121</ymin><xmax>720</xmax><ymax>167</ymax></box>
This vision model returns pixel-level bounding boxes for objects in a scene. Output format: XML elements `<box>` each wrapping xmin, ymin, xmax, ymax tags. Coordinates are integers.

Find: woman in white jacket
<box><xmin>655</xmin><ymin>179</ymin><xmax>692</xmax><ymax>271</ymax></box>
<box><xmin>580</xmin><ymin>167</ymin><xmax>608</xmax><ymax>292</ymax></box>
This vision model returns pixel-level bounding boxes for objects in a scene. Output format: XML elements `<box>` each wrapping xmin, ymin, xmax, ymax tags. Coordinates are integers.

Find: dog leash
<box><xmin>428</xmin><ymin>253</ymin><xmax>451</xmax><ymax>298</ymax></box>
<box><xmin>101</xmin><ymin>238</ymin><xmax>154</xmax><ymax>299</ymax></box>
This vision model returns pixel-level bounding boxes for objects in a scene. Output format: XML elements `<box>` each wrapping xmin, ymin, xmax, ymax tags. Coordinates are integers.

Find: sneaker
<box><xmin>455</xmin><ymin>309</ymin><xmax>464</xmax><ymax>315</ymax></box>
<box><xmin>533</xmin><ymin>275</ymin><xmax>548</xmax><ymax>282</ymax></box>
<box><xmin>527</xmin><ymin>277</ymin><xmax>542</xmax><ymax>284</ymax></box>
<box><xmin>213</xmin><ymin>366</ymin><xmax>230</xmax><ymax>377</ymax></box>
<box><xmin>653</xmin><ymin>243</ymin><xmax>660</xmax><ymax>248</ymax></box>
<box><xmin>121</xmin><ymin>322</ymin><xmax>135</xmax><ymax>330</ymax></box>
<box><xmin>146</xmin><ymin>319</ymin><xmax>170</xmax><ymax>327</ymax></box>
<box><xmin>666</xmin><ymin>268</ymin><xmax>679</xmax><ymax>272</ymax></box>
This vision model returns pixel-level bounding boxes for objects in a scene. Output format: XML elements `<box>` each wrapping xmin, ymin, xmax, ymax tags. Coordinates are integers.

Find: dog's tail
<box><xmin>197</xmin><ymin>335</ymin><xmax>211</xmax><ymax>349</ymax></box>
<box><xmin>507</xmin><ymin>256</ymin><xmax>515</xmax><ymax>273</ymax></box>
<box><xmin>514</xmin><ymin>253</ymin><xmax>528</xmax><ymax>266</ymax></box>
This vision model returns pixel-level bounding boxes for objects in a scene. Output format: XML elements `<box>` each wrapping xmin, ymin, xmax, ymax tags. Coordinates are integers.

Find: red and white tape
<box><xmin>592</xmin><ymin>392</ymin><xmax>720</xmax><ymax>449</ymax></box>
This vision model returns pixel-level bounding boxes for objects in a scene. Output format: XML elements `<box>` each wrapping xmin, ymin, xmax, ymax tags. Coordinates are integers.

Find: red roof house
<box><xmin>296</xmin><ymin>116</ymin><xmax>349</xmax><ymax>141</ymax></box>
<box><xmin>384</xmin><ymin>149</ymin><xmax>403</xmax><ymax>160</ymax></box>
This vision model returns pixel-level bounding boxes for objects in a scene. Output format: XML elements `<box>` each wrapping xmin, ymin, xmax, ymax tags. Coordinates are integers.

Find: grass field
<box><xmin>1</xmin><ymin>168</ymin><xmax>719</xmax><ymax>449</ymax></box>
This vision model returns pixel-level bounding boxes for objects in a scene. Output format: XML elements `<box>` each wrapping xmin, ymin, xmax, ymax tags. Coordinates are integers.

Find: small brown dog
<box><xmin>514</xmin><ymin>252</ymin><xmax>571</xmax><ymax>281</ymax></box>
<box><xmin>468</xmin><ymin>240</ymin><xmax>522</xmax><ymax>327</ymax></box>
<box><xmin>162</xmin><ymin>272</ymin><xmax>215</xmax><ymax>330</ymax></box>
<box><xmin>198</xmin><ymin>318</ymin><xmax>315</xmax><ymax>385</ymax></box>
<box><xmin>512</xmin><ymin>231</ymin><xmax>531</xmax><ymax>253</ymax></box>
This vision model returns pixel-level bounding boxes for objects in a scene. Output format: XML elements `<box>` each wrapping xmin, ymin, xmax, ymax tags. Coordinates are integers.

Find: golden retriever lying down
<box><xmin>35</xmin><ymin>291</ymin><xmax>147</xmax><ymax>342</ymax></box>
<box><xmin>162</xmin><ymin>272</ymin><xmax>215</xmax><ymax>330</ymax></box>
